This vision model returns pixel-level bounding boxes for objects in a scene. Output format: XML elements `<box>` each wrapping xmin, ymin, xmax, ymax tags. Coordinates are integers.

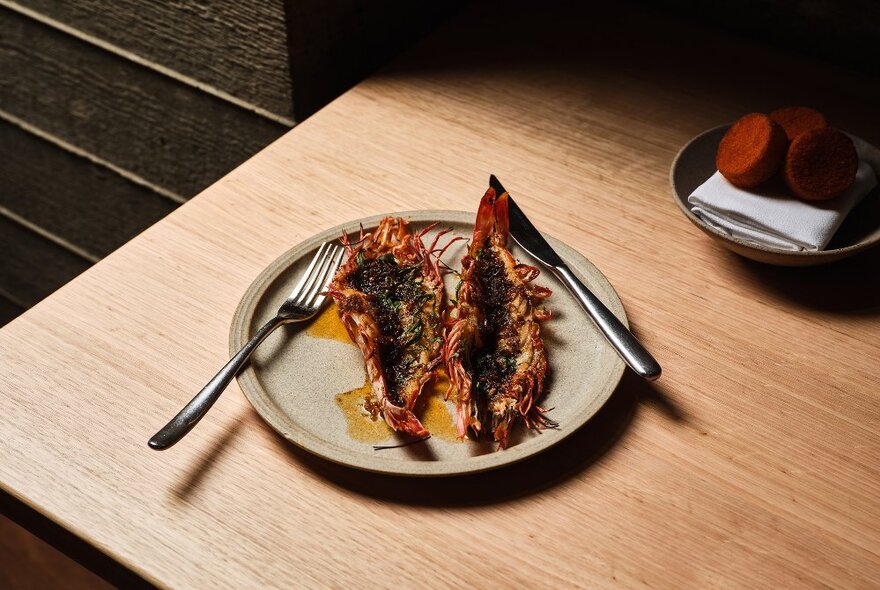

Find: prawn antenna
<box><xmin>373</xmin><ymin>435</ymin><xmax>431</xmax><ymax>451</ymax></box>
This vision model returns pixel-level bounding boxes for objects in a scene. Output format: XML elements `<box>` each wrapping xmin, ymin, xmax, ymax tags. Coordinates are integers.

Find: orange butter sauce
<box><xmin>417</xmin><ymin>371</ymin><xmax>460</xmax><ymax>443</ymax></box>
<box><xmin>334</xmin><ymin>382</ymin><xmax>391</xmax><ymax>442</ymax></box>
<box><xmin>305</xmin><ymin>302</ymin><xmax>352</xmax><ymax>343</ymax></box>
<box><xmin>309</xmin><ymin>303</ymin><xmax>459</xmax><ymax>444</ymax></box>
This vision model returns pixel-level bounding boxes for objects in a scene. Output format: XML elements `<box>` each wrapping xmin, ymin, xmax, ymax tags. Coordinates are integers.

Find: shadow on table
<box><xmin>729</xmin><ymin>246</ymin><xmax>880</xmax><ymax>315</ymax></box>
<box><xmin>171</xmin><ymin>418</ymin><xmax>247</xmax><ymax>501</ymax></box>
<box><xmin>265</xmin><ymin>369</ymin><xmax>684</xmax><ymax>507</ymax></box>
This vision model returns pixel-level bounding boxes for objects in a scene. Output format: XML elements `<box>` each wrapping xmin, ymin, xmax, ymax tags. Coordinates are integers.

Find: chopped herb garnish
<box><xmin>400</xmin><ymin>319</ymin><xmax>424</xmax><ymax>347</ymax></box>
<box><xmin>348</xmin><ymin>245</ymin><xmax>441</xmax><ymax>404</ymax></box>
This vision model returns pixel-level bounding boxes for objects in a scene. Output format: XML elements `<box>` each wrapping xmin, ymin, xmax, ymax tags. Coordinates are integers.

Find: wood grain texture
<box><xmin>0</xmin><ymin>216</ymin><xmax>92</xmax><ymax>307</ymax></box>
<box><xmin>0</xmin><ymin>1</ymin><xmax>879</xmax><ymax>588</ymax></box>
<box><xmin>0</xmin><ymin>119</ymin><xmax>177</xmax><ymax>258</ymax></box>
<box><xmin>12</xmin><ymin>0</ymin><xmax>294</xmax><ymax>119</ymax></box>
<box><xmin>0</xmin><ymin>7</ymin><xmax>288</xmax><ymax>197</ymax></box>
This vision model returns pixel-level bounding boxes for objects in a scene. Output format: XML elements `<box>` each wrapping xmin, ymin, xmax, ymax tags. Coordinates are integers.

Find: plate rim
<box><xmin>670</xmin><ymin>123</ymin><xmax>880</xmax><ymax>259</ymax></box>
<box><xmin>230</xmin><ymin>209</ymin><xmax>627</xmax><ymax>477</ymax></box>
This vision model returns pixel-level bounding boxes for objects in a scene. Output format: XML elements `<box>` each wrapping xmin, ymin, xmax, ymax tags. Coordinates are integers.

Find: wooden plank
<box><xmin>0</xmin><ymin>119</ymin><xmax>178</xmax><ymax>258</ymax></box>
<box><xmin>0</xmin><ymin>215</ymin><xmax>92</xmax><ymax>307</ymax></box>
<box><xmin>10</xmin><ymin>0</ymin><xmax>294</xmax><ymax>120</ymax></box>
<box><xmin>0</xmin><ymin>7</ymin><xmax>288</xmax><ymax>198</ymax></box>
<box><xmin>5</xmin><ymin>1</ymin><xmax>460</xmax><ymax>124</ymax></box>
<box><xmin>1</xmin><ymin>2</ymin><xmax>880</xmax><ymax>588</ymax></box>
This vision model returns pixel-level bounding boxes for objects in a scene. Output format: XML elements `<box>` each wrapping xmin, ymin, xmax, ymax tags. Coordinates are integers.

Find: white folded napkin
<box><xmin>688</xmin><ymin>160</ymin><xmax>877</xmax><ymax>251</ymax></box>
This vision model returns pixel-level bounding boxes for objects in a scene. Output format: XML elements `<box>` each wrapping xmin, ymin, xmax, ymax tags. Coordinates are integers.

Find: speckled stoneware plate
<box><xmin>671</xmin><ymin>125</ymin><xmax>880</xmax><ymax>266</ymax></box>
<box><xmin>230</xmin><ymin>211</ymin><xmax>626</xmax><ymax>476</ymax></box>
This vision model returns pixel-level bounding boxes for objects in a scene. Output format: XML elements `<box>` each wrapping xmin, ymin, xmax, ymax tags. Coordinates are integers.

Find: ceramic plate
<box><xmin>230</xmin><ymin>211</ymin><xmax>626</xmax><ymax>476</ymax></box>
<box><xmin>671</xmin><ymin>125</ymin><xmax>880</xmax><ymax>266</ymax></box>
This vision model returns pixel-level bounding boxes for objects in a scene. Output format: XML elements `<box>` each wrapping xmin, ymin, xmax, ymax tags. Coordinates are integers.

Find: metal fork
<box><xmin>148</xmin><ymin>242</ymin><xmax>345</xmax><ymax>450</ymax></box>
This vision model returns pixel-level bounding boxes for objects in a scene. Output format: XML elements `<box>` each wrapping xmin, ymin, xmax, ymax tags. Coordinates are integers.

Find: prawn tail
<box><xmin>382</xmin><ymin>401</ymin><xmax>430</xmax><ymax>438</ymax></box>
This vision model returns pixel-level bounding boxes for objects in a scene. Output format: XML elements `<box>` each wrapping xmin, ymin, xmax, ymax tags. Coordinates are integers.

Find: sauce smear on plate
<box><xmin>306</xmin><ymin>303</ymin><xmax>352</xmax><ymax>343</ymax></box>
<box><xmin>312</xmin><ymin>302</ymin><xmax>459</xmax><ymax>443</ymax></box>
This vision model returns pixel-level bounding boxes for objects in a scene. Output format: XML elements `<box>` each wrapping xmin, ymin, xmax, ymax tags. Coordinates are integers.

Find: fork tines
<box><xmin>286</xmin><ymin>242</ymin><xmax>345</xmax><ymax>309</ymax></box>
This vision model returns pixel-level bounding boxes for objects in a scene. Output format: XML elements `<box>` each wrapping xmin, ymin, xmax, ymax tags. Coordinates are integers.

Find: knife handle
<box><xmin>554</xmin><ymin>266</ymin><xmax>661</xmax><ymax>381</ymax></box>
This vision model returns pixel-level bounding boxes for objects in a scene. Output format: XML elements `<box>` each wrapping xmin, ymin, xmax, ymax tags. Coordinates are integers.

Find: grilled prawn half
<box><xmin>328</xmin><ymin>217</ymin><xmax>450</xmax><ymax>438</ymax></box>
<box><xmin>444</xmin><ymin>187</ymin><xmax>554</xmax><ymax>447</ymax></box>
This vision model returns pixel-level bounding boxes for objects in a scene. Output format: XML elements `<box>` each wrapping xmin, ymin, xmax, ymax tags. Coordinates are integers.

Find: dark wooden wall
<box><xmin>0</xmin><ymin>1</ymin><xmax>461</xmax><ymax>328</ymax></box>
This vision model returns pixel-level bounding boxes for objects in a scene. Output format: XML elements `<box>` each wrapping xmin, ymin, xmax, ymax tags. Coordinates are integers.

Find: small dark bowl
<box><xmin>671</xmin><ymin>125</ymin><xmax>880</xmax><ymax>266</ymax></box>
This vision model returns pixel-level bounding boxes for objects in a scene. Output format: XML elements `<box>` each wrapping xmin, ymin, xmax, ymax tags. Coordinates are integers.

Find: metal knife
<box><xmin>492</xmin><ymin>175</ymin><xmax>662</xmax><ymax>381</ymax></box>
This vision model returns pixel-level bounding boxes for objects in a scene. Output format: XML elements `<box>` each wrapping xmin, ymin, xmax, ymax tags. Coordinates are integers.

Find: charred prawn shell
<box><xmin>328</xmin><ymin>217</ymin><xmax>453</xmax><ymax>437</ymax></box>
<box><xmin>444</xmin><ymin>188</ymin><xmax>554</xmax><ymax>447</ymax></box>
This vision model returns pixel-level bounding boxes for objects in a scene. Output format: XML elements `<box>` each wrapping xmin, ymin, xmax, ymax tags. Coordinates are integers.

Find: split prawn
<box><xmin>328</xmin><ymin>217</ymin><xmax>452</xmax><ymax>438</ymax></box>
<box><xmin>444</xmin><ymin>187</ymin><xmax>554</xmax><ymax>447</ymax></box>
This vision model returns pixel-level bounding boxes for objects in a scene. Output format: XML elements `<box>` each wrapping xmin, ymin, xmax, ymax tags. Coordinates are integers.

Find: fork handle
<box><xmin>148</xmin><ymin>315</ymin><xmax>286</xmax><ymax>450</ymax></box>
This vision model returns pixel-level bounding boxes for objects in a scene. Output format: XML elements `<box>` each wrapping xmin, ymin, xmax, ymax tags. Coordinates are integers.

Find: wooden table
<box><xmin>2</xmin><ymin>2</ymin><xmax>879</xmax><ymax>588</ymax></box>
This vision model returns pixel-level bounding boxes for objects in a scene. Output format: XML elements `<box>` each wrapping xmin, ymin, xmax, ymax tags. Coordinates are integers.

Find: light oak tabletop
<box><xmin>2</xmin><ymin>2</ymin><xmax>879</xmax><ymax>588</ymax></box>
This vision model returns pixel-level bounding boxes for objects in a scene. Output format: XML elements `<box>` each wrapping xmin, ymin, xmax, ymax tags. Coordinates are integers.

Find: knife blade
<box><xmin>494</xmin><ymin>174</ymin><xmax>662</xmax><ymax>381</ymax></box>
